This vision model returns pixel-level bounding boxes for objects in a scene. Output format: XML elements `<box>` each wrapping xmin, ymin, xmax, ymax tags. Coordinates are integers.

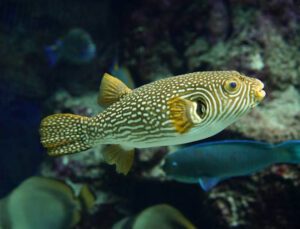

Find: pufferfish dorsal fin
<box><xmin>97</xmin><ymin>73</ymin><xmax>132</xmax><ymax>107</ymax></box>
<box><xmin>167</xmin><ymin>97</ymin><xmax>203</xmax><ymax>134</ymax></box>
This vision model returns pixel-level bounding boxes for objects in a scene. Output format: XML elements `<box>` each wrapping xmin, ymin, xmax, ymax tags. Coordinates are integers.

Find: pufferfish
<box><xmin>40</xmin><ymin>71</ymin><xmax>266</xmax><ymax>175</ymax></box>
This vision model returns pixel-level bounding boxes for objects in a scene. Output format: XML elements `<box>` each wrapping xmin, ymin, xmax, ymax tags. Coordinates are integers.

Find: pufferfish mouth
<box><xmin>254</xmin><ymin>80</ymin><xmax>266</xmax><ymax>103</ymax></box>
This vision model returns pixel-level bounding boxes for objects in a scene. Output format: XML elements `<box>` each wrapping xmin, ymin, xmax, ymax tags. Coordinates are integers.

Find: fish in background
<box><xmin>112</xmin><ymin>204</ymin><xmax>196</xmax><ymax>229</ymax></box>
<box><xmin>40</xmin><ymin>71</ymin><xmax>266</xmax><ymax>175</ymax></box>
<box><xmin>0</xmin><ymin>176</ymin><xmax>96</xmax><ymax>229</ymax></box>
<box><xmin>45</xmin><ymin>28</ymin><xmax>96</xmax><ymax>66</ymax></box>
<box><xmin>109</xmin><ymin>58</ymin><xmax>135</xmax><ymax>89</ymax></box>
<box><xmin>163</xmin><ymin>140</ymin><xmax>300</xmax><ymax>191</ymax></box>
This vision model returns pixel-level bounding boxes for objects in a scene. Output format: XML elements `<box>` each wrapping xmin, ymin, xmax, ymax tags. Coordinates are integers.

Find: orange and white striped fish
<box><xmin>40</xmin><ymin>71</ymin><xmax>266</xmax><ymax>175</ymax></box>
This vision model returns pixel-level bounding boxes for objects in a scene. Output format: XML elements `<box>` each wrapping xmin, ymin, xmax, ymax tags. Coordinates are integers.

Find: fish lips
<box><xmin>253</xmin><ymin>80</ymin><xmax>266</xmax><ymax>105</ymax></box>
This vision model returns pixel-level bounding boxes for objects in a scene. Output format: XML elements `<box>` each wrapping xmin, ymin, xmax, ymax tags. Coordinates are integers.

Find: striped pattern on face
<box><xmin>87</xmin><ymin>71</ymin><xmax>264</xmax><ymax>145</ymax></box>
<box><xmin>179</xmin><ymin>71</ymin><xmax>264</xmax><ymax>132</ymax></box>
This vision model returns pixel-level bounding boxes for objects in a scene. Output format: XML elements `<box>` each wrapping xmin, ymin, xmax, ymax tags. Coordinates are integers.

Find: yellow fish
<box><xmin>40</xmin><ymin>71</ymin><xmax>266</xmax><ymax>175</ymax></box>
<box><xmin>0</xmin><ymin>176</ymin><xmax>95</xmax><ymax>229</ymax></box>
<box><xmin>113</xmin><ymin>204</ymin><xmax>196</xmax><ymax>229</ymax></box>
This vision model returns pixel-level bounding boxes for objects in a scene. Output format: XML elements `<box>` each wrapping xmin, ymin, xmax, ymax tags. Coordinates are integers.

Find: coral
<box><xmin>45</xmin><ymin>90</ymin><xmax>103</xmax><ymax>116</ymax></box>
<box><xmin>184</xmin><ymin>7</ymin><xmax>262</xmax><ymax>71</ymax></box>
<box><xmin>208</xmin><ymin>187</ymin><xmax>255</xmax><ymax>227</ymax></box>
<box><xmin>207</xmin><ymin>165</ymin><xmax>300</xmax><ymax>228</ymax></box>
<box><xmin>123</xmin><ymin>0</ymin><xmax>211</xmax><ymax>82</ymax></box>
<box><xmin>262</xmin><ymin>24</ymin><xmax>300</xmax><ymax>89</ymax></box>
<box><xmin>125</xmin><ymin>38</ymin><xmax>181</xmax><ymax>82</ymax></box>
<box><xmin>184</xmin><ymin>5</ymin><xmax>300</xmax><ymax>93</ymax></box>
<box><xmin>230</xmin><ymin>0</ymin><xmax>300</xmax><ymax>37</ymax></box>
<box><xmin>206</xmin><ymin>0</ymin><xmax>231</xmax><ymax>43</ymax></box>
<box><xmin>184</xmin><ymin>38</ymin><xmax>209</xmax><ymax>70</ymax></box>
<box><xmin>229</xmin><ymin>86</ymin><xmax>300</xmax><ymax>143</ymax></box>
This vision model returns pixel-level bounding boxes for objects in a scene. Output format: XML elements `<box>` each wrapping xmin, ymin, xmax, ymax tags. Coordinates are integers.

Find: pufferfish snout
<box><xmin>254</xmin><ymin>81</ymin><xmax>266</xmax><ymax>103</ymax></box>
<box><xmin>251</xmin><ymin>79</ymin><xmax>266</xmax><ymax>105</ymax></box>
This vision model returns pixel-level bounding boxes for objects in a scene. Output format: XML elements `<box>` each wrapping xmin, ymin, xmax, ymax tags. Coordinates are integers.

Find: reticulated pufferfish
<box><xmin>40</xmin><ymin>71</ymin><xmax>266</xmax><ymax>175</ymax></box>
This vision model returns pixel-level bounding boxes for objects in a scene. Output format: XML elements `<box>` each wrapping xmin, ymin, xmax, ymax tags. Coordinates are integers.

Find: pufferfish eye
<box><xmin>229</xmin><ymin>82</ymin><xmax>237</xmax><ymax>88</ymax></box>
<box><xmin>223</xmin><ymin>79</ymin><xmax>240</xmax><ymax>93</ymax></box>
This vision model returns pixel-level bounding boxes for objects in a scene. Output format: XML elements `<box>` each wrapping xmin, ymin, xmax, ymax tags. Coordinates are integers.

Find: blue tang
<box><xmin>163</xmin><ymin>140</ymin><xmax>300</xmax><ymax>191</ymax></box>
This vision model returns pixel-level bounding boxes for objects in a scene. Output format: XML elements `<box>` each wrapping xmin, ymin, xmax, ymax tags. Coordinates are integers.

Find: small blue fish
<box><xmin>163</xmin><ymin>140</ymin><xmax>300</xmax><ymax>191</ymax></box>
<box><xmin>45</xmin><ymin>28</ymin><xmax>96</xmax><ymax>66</ymax></box>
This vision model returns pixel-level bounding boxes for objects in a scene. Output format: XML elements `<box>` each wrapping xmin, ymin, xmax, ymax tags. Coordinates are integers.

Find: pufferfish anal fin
<box><xmin>98</xmin><ymin>73</ymin><xmax>133</xmax><ymax>107</ymax></box>
<box><xmin>167</xmin><ymin>97</ymin><xmax>203</xmax><ymax>134</ymax></box>
<box><xmin>102</xmin><ymin>145</ymin><xmax>135</xmax><ymax>175</ymax></box>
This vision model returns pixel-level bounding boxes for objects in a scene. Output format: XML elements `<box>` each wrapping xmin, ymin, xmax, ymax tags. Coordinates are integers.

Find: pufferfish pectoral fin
<box><xmin>167</xmin><ymin>97</ymin><xmax>203</xmax><ymax>134</ymax></box>
<box><xmin>102</xmin><ymin>144</ymin><xmax>135</xmax><ymax>175</ymax></box>
<box><xmin>98</xmin><ymin>73</ymin><xmax>133</xmax><ymax>107</ymax></box>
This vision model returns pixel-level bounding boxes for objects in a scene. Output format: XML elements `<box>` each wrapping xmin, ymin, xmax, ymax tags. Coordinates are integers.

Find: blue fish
<box><xmin>109</xmin><ymin>58</ymin><xmax>135</xmax><ymax>89</ymax></box>
<box><xmin>163</xmin><ymin>140</ymin><xmax>300</xmax><ymax>191</ymax></box>
<box><xmin>45</xmin><ymin>28</ymin><xmax>96</xmax><ymax>66</ymax></box>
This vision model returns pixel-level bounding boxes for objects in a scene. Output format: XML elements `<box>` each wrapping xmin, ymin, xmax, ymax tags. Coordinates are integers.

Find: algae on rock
<box><xmin>230</xmin><ymin>86</ymin><xmax>300</xmax><ymax>142</ymax></box>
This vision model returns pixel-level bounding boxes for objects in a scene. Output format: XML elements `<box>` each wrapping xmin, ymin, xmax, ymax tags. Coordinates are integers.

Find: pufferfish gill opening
<box><xmin>40</xmin><ymin>71</ymin><xmax>266</xmax><ymax>175</ymax></box>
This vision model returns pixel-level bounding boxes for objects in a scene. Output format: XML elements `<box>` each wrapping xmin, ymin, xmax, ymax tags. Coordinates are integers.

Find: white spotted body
<box><xmin>88</xmin><ymin>71</ymin><xmax>264</xmax><ymax>148</ymax></box>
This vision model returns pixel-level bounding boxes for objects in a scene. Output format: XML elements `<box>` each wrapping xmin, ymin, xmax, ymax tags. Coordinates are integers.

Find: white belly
<box><xmin>122</xmin><ymin>120</ymin><xmax>235</xmax><ymax>149</ymax></box>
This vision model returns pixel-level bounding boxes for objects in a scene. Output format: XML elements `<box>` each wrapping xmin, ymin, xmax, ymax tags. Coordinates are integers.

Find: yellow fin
<box><xmin>167</xmin><ymin>97</ymin><xmax>202</xmax><ymax>134</ymax></box>
<box><xmin>98</xmin><ymin>73</ymin><xmax>132</xmax><ymax>107</ymax></box>
<box><xmin>102</xmin><ymin>145</ymin><xmax>135</xmax><ymax>175</ymax></box>
<box><xmin>79</xmin><ymin>185</ymin><xmax>96</xmax><ymax>213</ymax></box>
<box><xmin>134</xmin><ymin>204</ymin><xmax>196</xmax><ymax>229</ymax></box>
<box><xmin>71</xmin><ymin>210</ymin><xmax>81</xmax><ymax>227</ymax></box>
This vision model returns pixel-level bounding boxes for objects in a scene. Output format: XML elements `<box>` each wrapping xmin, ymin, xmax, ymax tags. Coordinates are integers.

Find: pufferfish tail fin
<box><xmin>40</xmin><ymin>114</ymin><xmax>91</xmax><ymax>156</ymax></box>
